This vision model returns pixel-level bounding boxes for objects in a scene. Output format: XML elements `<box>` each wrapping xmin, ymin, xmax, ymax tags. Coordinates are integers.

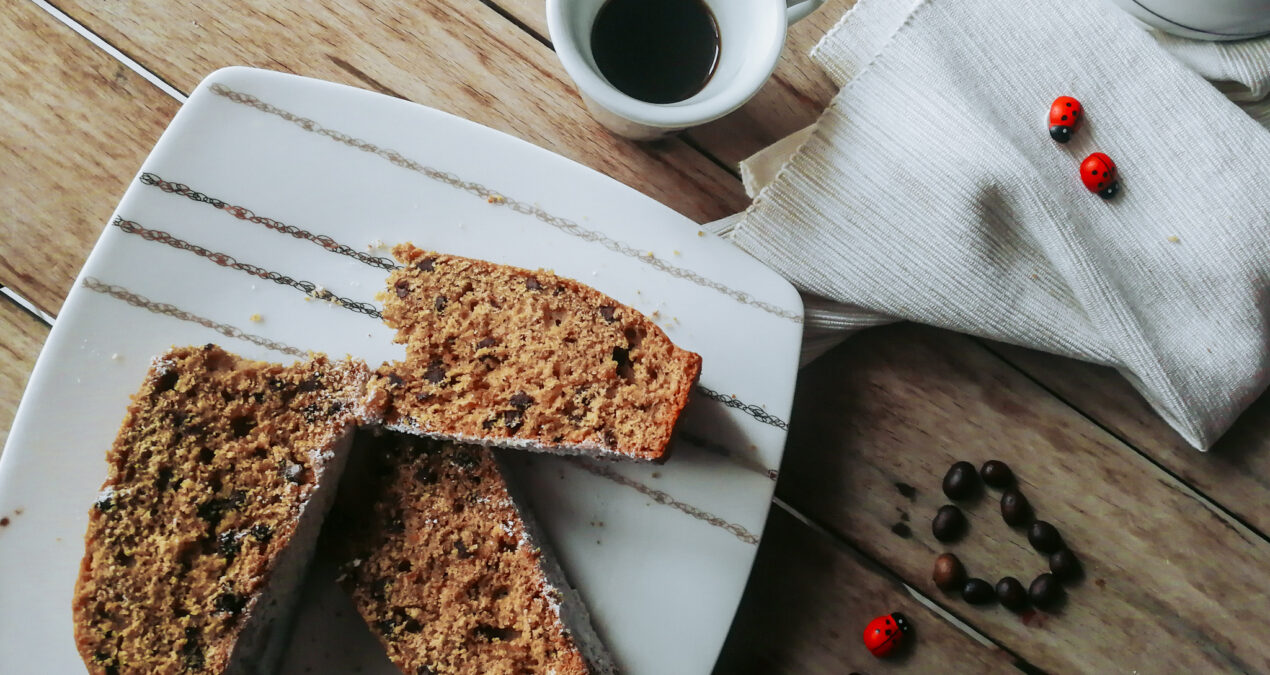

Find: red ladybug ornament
<box><xmin>862</xmin><ymin>612</ymin><xmax>911</xmax><ymax>658</ymax></box>
<box><xmin>1049</xmin><ymin>96</ymin><xmax>1083</xmax><ymax>143</ymax></box>
<box><xmin>1080</xmin><ymin>152</ymin><xmax>1119</xmax><ymax>199</ymax></box>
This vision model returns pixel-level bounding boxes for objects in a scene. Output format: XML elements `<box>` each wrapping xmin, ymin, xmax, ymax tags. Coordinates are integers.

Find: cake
<box><xmin>72</xmin><ymin>344</ymin><xmax>377</xmax><ymax>674</ymax></box>
<box><xmin>323</xmin><ymin>429</ymin><xmax>616</xmax><ymax>675</ymax></box>
<box><xmin>371</xmin><ymin>244</ymin><xmax>702</xmax><ymax>462</ymax></box>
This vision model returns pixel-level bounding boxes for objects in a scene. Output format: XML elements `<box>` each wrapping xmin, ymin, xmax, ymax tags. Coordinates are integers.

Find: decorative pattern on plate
<box><xmin>209</xmin><ymin>82</ymin><xmax>803</xmax><ymax>324</ymax></box>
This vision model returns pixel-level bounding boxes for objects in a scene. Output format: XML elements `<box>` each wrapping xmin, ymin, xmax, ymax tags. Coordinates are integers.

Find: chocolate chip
<box><xmin>942</xmin><ymin>461</ymin><xmax>980</xmax><ymax>500</ymax></box>
<box><xmin>198</xmin><ymin>447</ymin><xmax>215</xmax><ymax>464</ymax></box>
<box><xmin>476</xmin><ymin>337</ymin><xmax>496</xmax><ymax>350</ymax></box>
<box><xmin>509</xmin><ymin>391</ymin><xmax>534</xmax><ymax>409</ymax></box>
<box><xmin>424</xmin><ymin>361</ymin><xmax>446</xmax><ymax>385</ymax></box>
<box><xmin>1029</xmin><ymin>573</ymin><xmax>1064</xmax><ymax>610</ymax></box>
<box><xmin>268</xmin><ymin>377</ymin><xmax>287</xmax><ymax>391</ymax></box>
<box><xmin>402</xmin><ymin>617</ymin><xmax>422</xmax><ymax>633</ymax></box>
<box><xmin>283</xmin><ymin>463</ymin><xmax>305</xmax><ymax>484</ymax></box>
<box><xmin>1049</xmin><ymin>548</ymin><xmax>1083</xmax><ymax>582</ymax></box>
<box><xmin>932</xmin><ymin>504</ymin><xmax>967</xmax><ymax>542</ymax></box>
<box><xmin>961</xmin><ymin>578</ymin><xmax>995</xmax><ymax>604</ymax></box>
<box><xmin>395</xmin><ymin>280</ymin><xmax>410</xmax><ymax>298</ymax></box>
<box><xmin>153</xmin><ymin>370</ymin><xmax>179</xmax><ymax>395</ymax></box>
<box><xmin>415</xmin><ymin>392</ymin><xmax>434</xmax><ymax>403</ymax></box>
<box><xmin>434</xmin><ymin>295</ymin><xmax>448</xmax><ymax>312</ymax></box>
<box><xmin>94</xmin><ymin>492</ymin><xmax>116</xmax><ymax>513</ymax></box>
<box><xmin>215</xmin><ymin>592</ymin><xmax>247</xmax><ymax>615</ymax></box>
<box><xmin>181</xmin><ymin>627</ymin><xmax>204</xmax><ymax>670</ymax></box>
<box><xmin>454</xmin><ymin>540</ymin><xmax>472</xmax><ymax>558</ymax></box>
<box><xmin>599</xmin><ymin>305</ymin><xmax>617</xmax><ymax>323</ymax></box>
<box><xmin>996</xmin><ymin>577</ymin><xmax>1029</xmax><ymax>612</ymax></box>
<box><xmin>397</xmin><ymin>560</ymin><xmax>413</xmax><ymax>573</ymax></box>
<box><xmin>525</xmin><ymin>277</ymin><xmax>542</xmax><ymax>291</ymax></box>
<box><xmin>553</xmin><ymin>286</ymin><xmax>566</xmax><ymax>296</ymax></box>
<box><xmin>1000</xmin><ymin>489</ymin><xmax>1033</xmax><ymax>527</ymax></box>
<box><xmin>502</xmin><ymin>410</ymin><xmax>524</xmax><ymax>432</ymax></box>
<box><xmin>1027</xmin><ymin>521</ymin><xmax>1063</xmax><ymax>554</ymax></box>
<box><xmin>297</xmin><ymin>375</ymin><xmax>323</xmax><ymax>392</ymax></box>
<box><xmin>386</xmin><ymin>372</ymin><xmax>405</xmax><ymax>387</ymax></box>
<box><xmin>979</xmin><ymin>460</ymin><xmax>1014</xmax><ymax>488</ymax></box>
<box><xmin>932</xmin><ymin>553</ymin><xmax>965</xmax><ymax>592</ymax></box>
<box><xmin>301</xmin><ymin>402</ymin><xmax>322</xmax><ymax>422</ymax></box>
<box><xmin>250</xmin><ymin>524</ymin><xmax>273</xmax><ymax>543</ymax></box>
<box><xmin>370</xmin><ymin>579</ymin><xmax>390</xmax><ymax>601</ymax></box>
<box><xmin>416</xmin><ymin>257</ymin><xmax>436</xmax><ymax>271</ymax></box>
<box><xmin>217</xmin><ymin>531</ymin><xmax>242</xmax><ymax>557</ymax></box>
<box><xmin>474</xmin><ymin>625</ymin><xmax>521</xmax><ymax>642</ymax></box>
<box><xmin>376</xmin><ymin>617</ymin><xmax>398</xmax><ymax>635</ymax></box>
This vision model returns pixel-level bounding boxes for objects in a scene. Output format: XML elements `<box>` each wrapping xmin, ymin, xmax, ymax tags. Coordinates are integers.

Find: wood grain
<box><xmin>0</xmin><ymin>298</ymin><xmax>49</xmax><ymax>451</ymax></box>
<box><xmin>988</xmin><ymin>343</ymin><xmax>1270</xmax><ymax>537</ymax></box>
<box><xmin>493</xmin><ymin>0</ymin><xmax>850</xmax><ymax>168</ymax></box>
<box><xmin>716</xmin><ymin>505</ymin><xmax>1023</xmax><ymax>674</ymax></box>
<box><xmin>0</xmin><ymin>1</ymin><xmax>182</xmax><ymax>315</ymax></box>
<box><xmin>54</xmin><ymin>0</ymin><xmax>747</xmax><ymax>227</ymax></box>
<box><xmin>779</xmin><ymin>323</ymin><xmax>1270</xmax><ymax>673</ymax></box>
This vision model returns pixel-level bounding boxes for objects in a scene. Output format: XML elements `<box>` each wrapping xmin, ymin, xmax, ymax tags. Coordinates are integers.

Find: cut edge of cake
<box><xmin>492</xmin><ymin>450</ymin><xmax>619</xmax><ymax>675</ymax></box>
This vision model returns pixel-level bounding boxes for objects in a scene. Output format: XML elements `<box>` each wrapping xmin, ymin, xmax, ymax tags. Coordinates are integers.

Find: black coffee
<box><xmin>591</xmin><ymin>0</ymin><xmax>720</xmax><ymax>104</ymax></box>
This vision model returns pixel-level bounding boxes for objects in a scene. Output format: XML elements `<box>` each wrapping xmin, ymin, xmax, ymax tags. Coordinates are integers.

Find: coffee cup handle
<box><xmin>786</xmin><ymin>0</ymin><xmax>824</xmax><ymax>24</ymax></box>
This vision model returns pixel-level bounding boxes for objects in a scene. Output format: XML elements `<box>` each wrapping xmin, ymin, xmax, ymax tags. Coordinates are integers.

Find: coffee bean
<box><xmin>932</xmin><ymin>553</ymin><xmax>966</xmax><ymax>592</ymax></box>
<box><xmin>931</xmin><ymin>504</ymin><xmax>967</xmax><ymax>542</ymax></box>
<box><xmin>962</xmin><ymin>578</ymin><xmax>995</xmax><ymax>604</ymax></box>
<box><xmin>942</xmin><ymin>461</ymin><xmax>980</xmax><ymax>500</ymax></box>
<box><xmin>1049</xmin><ymin>548</ymin><xmax>1083</xmax><ymax>582</ymax></box>
<box><xmin>1029</xmin><ymin>573</ymin><xmax>1064</xmax><ymax>610</ymax></box>
<box><xmin>996</xmin><ymin>577</ymin><xmax>1029</xmax><ymax>612</ymax></box>
<box><xmin>1000</xmin><ymin>489</ymin><xmax>1032</xmax><ymax>527</ymax></box>
<box><xmin>1027</xmin><ymin>521</ymin><xmax>1063</xmax><ymax>554</ymax></box>
<box><xmin>979</xmin><ymin>460</ymin><xmax>1014</xmax><ymax>488</ymax></box>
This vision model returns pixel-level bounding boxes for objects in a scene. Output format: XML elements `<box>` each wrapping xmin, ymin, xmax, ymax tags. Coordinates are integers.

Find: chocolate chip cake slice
<box><xmin>371</xmin><ymin>244</ymin><xmax>702</xmax><ymax>462</ymax></box>
<box><xmin>324</xmin><ymin>430</ymin><xmax>616</xmax><ymax>675</ymax></box>
<box><xmin>72</xmin><ymin>345</ymin><xmax>378</xmax><ymax>675</ymax></box>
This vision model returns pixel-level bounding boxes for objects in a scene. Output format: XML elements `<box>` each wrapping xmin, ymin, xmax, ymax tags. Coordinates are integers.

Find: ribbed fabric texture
<box><xmin>726</xmin><ymin>0</ymin><xmax>1270</xmax><ymax>450</ymax></box>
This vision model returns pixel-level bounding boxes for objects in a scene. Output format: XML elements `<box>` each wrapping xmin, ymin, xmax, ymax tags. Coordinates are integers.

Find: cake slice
<box><xmin>72</xmin><ymin>344</ymin><xmax>377</xmax><ymax>675</ymax></box>
<box><xmin>371</xmin><ymin>244</ymin><xmax>702</xmax><ymax>462</ymax></box>
<box><xmin>323</xmin><ymin>429</ymin><xmax>616</xmax><ymax>675</ymax></box>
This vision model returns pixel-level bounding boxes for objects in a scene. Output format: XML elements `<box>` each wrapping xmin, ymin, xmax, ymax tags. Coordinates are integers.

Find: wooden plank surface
<box><xmin>716</xmin><ymin>506</ymin><xmax>1022</xmax><ymax>674</ymax></box>
<box><xmin>988</xmin><ymin>343</ymin><xmax>1270</xmax><ymax>537</ymax></box>
<box><xmin>0</xmin><ymin>297</ymin><xmax>49</xmax><ymax>452</ymax></box>
<box><xmin>780</xmin><ymin>323</ymin><xmax>1270</xmax><ymax>673</ymax></box>
<box><xmin>0</xmin><ymin>1</ymin><xmax>181</xmax><ymax>316</ymax></box>
<box><xmin>54</xmin><ymin>0</ymin><xmax>746</xmax><ymax>230</ymax></box>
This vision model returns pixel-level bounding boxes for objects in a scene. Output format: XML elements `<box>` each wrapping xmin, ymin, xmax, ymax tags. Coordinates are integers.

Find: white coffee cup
<box><xmin>1103</xmin><ymin>0</ymin><xmax>1270</xmax><ymax>40</ymax></box>
<box><xmin>547</xmin><ymin>0</ymin><xmax>824</xmax><ymax>140</ymax></box>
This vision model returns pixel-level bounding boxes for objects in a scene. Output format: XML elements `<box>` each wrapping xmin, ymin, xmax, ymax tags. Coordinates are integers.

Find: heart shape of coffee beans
<box><xmin>929</xmin><ymin>460</ymin><xmax>1082</xmax><ymax>613</ymax></box>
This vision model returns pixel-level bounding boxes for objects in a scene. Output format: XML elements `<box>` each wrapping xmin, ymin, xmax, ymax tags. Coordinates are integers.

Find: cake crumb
<box><xmin>697</xmin><ymin>230</ymin><xmax>705</xmax><ymax>237</ymax></box>
<box><xmin>110</xmin><ymin>353</ymin><xmax>122</xmax><ymax>361</ymax></box>
<box><xmin>487</xmin><ymin>195</ymin><xmax>505</xmax><ymax>204</ymax></box>
<box><xmin>367</xmin><ymin>238</ymin><xmax>386</xmax><ymax>251</ymax></box>
<box><xmin>672</xmin><ymin>249</ymin><xmax>681</xmax><ymax>256</ymax></box>
<box><xmin>249</xmin><ymin>313</ymin><xmax>263</xmax><ymax>323</ymax></box>
<box><xmin>1167</xmin><ymin>235</ymin><xmax>1181</xmax><ymax>243</ymax></box>
<box><xmin>651</xmin><ymin>471</ymin><xmax>661</xmax><ymax>478</ymax></box>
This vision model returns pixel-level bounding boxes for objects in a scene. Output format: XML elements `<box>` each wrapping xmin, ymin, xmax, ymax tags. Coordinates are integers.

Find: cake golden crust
<box><xmin>373</xmin><ymin>244</ymin><xmax>702</xmax><ymax>462</ymax></box>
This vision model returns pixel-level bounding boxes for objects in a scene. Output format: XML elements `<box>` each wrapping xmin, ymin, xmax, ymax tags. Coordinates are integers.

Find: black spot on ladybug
<box><xmin>1099</xmin><ymin>182</ymin><xmax>1106</xmax><ymax>188</ymax></box>
<box><xmin>1061</xmin><ymin>114</ymin><xmax>1068</xmax><ymax>121</ymax></box>
<box><xmin>886</xmin><ymin>628</ymin><xmax>893</xmax><ymax>635</ymax></box>
<box><xmin>1065</xmin><ymin>102</ymin><xmax>1072</xmax><ymax>107</ymax></box>
<box><xmin>1090</xmin><ymin>170</ymin><xmax>1098</xmax><ymax>175</ymax></box>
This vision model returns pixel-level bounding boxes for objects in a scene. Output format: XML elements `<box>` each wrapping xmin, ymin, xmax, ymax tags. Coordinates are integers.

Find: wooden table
<box><xmin>3</xmin><ymin>1</ymin><xmax>1269</xmax><ymax>672</ymax></box>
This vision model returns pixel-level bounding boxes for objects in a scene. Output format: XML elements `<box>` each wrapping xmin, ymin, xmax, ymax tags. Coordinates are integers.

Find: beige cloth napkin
<box><xmin>710</xmin><ymin>0</ymin><xmax>1270</xmax><ymax>450</ymax></box>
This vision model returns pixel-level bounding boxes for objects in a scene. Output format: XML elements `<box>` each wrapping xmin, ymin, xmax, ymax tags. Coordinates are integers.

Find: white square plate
<box><xmin>0</xmin><ymin>67</ymin><xmax>802</xmax><ymax>674</ymax></box>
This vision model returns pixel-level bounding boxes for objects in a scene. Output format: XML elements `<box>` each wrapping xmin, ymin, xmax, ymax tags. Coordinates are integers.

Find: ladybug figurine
<box><xmin>862</xmin><ymin>612</ymin><xmax>911</xmax><ymax>658</ymax></box>
<box><xmin>1080</xmin><ymin>152</ymin><xmax>1119</xmax><ymax>199</ymax></box>
<box><xmin>1049</xmin><ymin>96</ymin><xmax>1083</xmax><ymax>143</ymax></box>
